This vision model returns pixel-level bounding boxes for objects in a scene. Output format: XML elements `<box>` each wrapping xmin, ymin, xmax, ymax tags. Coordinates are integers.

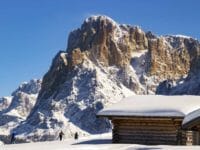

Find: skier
<box><xmin>59</xmin><ymin>131</ymin><xmax>64</xmax><ymax>141</ymax></box>
<box><xmin>74</xmin><ymin>132</ymin><xmax>78</xmax><ymax>140</ymax></box>
<box><xmin>10</xmin><ymin>132</ymin><xmax>16</xmax><ymax>144</ymax></box>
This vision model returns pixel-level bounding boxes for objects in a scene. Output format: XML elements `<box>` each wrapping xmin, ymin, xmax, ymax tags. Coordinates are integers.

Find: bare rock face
<box><xmin>38</xmin><ymin>51</ymin><xmax>69</xmax><ymax>100</ymax></box>
<box><xmin>71</xmin><ymin>48</ymin><xmax>85</xmax><ymax>66</ymax></box>
<box><xmin>148</xmin><ymin>35</ymin><xmax>200</xmax><ymax>79</ymax></box>
<box><xmin>148</xmin><ymin>37</ymin><xmax>191</xmax><ymax>79</ymax></box>
<box><xmin>67</xmin><ymin>16</ymin><xmax>148</xmax><ymax>67</ymax></box>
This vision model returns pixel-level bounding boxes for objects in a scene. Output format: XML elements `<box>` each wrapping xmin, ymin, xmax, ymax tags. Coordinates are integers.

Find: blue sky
<box><xmin>0</xmin><ymin>0</ymin><xmax>199</xmax><ymax>97</ymax></box>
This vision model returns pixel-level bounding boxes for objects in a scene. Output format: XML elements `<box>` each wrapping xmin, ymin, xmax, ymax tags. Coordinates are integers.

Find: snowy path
<box><xmin>1</xmin><ymin>133</ymin><xmax>200</xmax><ymax>150</ymax></box>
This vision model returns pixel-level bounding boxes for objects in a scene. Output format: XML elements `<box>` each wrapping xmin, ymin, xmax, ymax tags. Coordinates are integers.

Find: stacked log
<box><xmin>112</xmin><ymin>117</ymin><xmax>186</xmax><ymax>145</ymax></box>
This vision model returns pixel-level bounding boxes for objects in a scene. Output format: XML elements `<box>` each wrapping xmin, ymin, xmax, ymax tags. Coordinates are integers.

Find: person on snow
<box><xmin>74</xmin><ymin>132</ymin><xmax>78</xmax><ymax>140</ymax></box>
<box><xmin>59</xmin><ymin>131</ymin><xmax>64</xmax><ymax>141</ymax></box>
<box><xmin>10</xmin><ymin>132</ymin><xmax>16</xmax><ymax>144</ymax></box>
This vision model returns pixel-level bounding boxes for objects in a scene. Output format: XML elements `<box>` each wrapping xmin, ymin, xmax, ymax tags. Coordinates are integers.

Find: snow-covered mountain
<box><xmin>1</xmin><ymin>15</ymin><xmax>200</xmax><ymax>143</ymax></box>
<box><xmin>0</xmin><ymin>79</ymin><xmax>41</xmax><ymax>143</ymax></box>
<box><xmin>0</xmin><ymin>97</ymin><xmax>12</xmax><ymax>113</ymax></box>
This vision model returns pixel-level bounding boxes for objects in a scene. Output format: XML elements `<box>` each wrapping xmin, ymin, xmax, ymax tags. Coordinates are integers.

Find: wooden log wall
<box><xmin>111</xmin><ymin>117</ymin><xmax>186</xmax><ymax>145</ymax></box>
<box><xmin>192</xmin><ymin>125</ymin><xmax>200</xmax><ymax>145</ymax></box>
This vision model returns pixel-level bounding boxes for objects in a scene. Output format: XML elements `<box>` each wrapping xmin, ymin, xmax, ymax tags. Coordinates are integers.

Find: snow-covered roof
<box><xmin>97</xmin><ymin>95</ymin><xmax>200</xmax><ymax>118</ymax></box>
<box><xmin>182</xmin><ymin>108</ymin><xmax>200</xmax><ymax>129</ymax></box>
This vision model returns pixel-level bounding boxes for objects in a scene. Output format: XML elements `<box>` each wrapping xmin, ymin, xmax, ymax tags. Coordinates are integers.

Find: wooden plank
<box><xmin>114</xmin><ymin>132</ymin><xmax>177</xmax><ymax>137</ymax></box>
<box><xmin>116</xmin><ymin>125</ymin><xmax>177</xmax><ymax>131</ymax></box>
<box><xmin>117</xmin><ymin>136</ymin><xmax>177</xmax><ymax>142</ymax></box>
<box><xmin>113</xmin><ymin>119</ymin><xmax>177</xmax><ymax>123</ymax></box>
<box><xmin>113</xmin><ymin>121</ymin><xmax>181</xmax><ymax>127</ymax></box>
<box><xmin>114</xmin><ymin>122</ymin><xmax>178</xmax><ymax>127</ymax></box>
<box><xmin>115</xmin><ymin>124</ymin><xmax>177</xmax><ymax>129</ymax></box>
<box><xmin>115</xmin><ymin>133</ymin><xmax>177</xmax><ymax>138</ymax></box>
<box><xmin>113</xmin><ymin>130</ymin><xmax>177</xmax><ymax>135</ymax></box>
<box><xmin>116</xmin><ymin>129</ymin><xmax>178</xmax><ymax>135</ymax></box>
<box><xmin>111</xmin><ymin>117</ymin><xmax>183</xmax><ymax>121</ymax></box>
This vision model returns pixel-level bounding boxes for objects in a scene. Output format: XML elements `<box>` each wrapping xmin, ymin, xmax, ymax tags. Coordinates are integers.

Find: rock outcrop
<box><xmin>67</xmin><ymin>16</ymin><xmax>148</xmax><ymax>67</ymax></box>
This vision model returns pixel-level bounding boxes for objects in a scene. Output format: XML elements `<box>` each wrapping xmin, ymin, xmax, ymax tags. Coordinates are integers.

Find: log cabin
<box><xmin>97</xmin><ymin>95</ymin><xmax>200</xmax><ymax>145</ymax></box>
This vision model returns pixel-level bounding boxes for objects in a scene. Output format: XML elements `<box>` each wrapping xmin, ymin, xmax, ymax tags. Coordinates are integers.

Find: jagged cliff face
<box><xmin>67</xmin><ymin>16</ymin><xmax>148</xmax><ymax>67</ymax></box>
<box><xmin>148</xmin><ymin>36</ymin><xmax>200</xmax><ymax>79</ymax></box>
<box><xmin>3</xmin><ymin>15</ymin><xmax>200</xmax><ymax>142</ymax></box>
<box><xmin>67</xmin><ymin>16</ymin><xmax>200</xmax><ymax>80</ymax></box>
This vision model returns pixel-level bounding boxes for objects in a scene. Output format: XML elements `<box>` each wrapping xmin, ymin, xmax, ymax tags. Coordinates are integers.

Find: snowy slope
<box><xmin>1</xmin><ymin>133</ymin><xmax>200</xmax><ymax>150</ymax></box>
<box><xmin>13</xmin><ymin>58</ymin><xmax>135</xmax><ymax>142</ymax></box>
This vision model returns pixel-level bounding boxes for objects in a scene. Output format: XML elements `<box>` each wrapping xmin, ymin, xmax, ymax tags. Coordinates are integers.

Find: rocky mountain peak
<box><xmin>67</xmin><ymin>15</ymin><xmax>148</xmax><ymax>68</ymax></box>
<box><xmin>39</xmin><ymin>15</ymin><xmax>200</xmax><ymax>102</ymax></box>
<box><xmin>12</xmin><ymin>79</ymin><xmax>42</xmax><ymax>96</ymax></box>
<box><xmin>84</xmin><ymin>15</ymin><xmax>119</xmax><ymax>27</ymax></box>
